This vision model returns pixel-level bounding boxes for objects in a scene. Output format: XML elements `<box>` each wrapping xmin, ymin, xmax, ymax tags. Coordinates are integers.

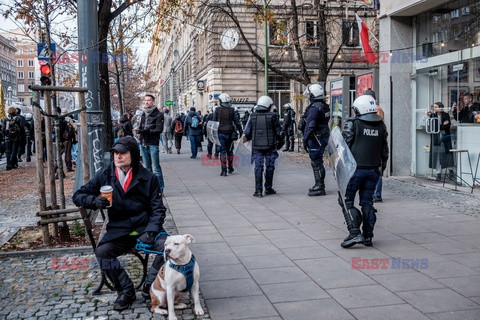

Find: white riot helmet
<box><xmin>24</xmin><ymin>112</ymin><xmax>33</xmax><ymax>121</ymax></box>
<box><xmin>255</xmin><ymin>96</ymin><xmax>274</xmax><ymax>112</ymax></box>
<box><xmin>218</xmin><ymin>93</ymin><xmax>232</xmax><ymax>107</ymax></box>
<box><xmin>283</xmin><ymin>103</ymin><xmax>292</xmax><ymax>110</ymax></box>
<box><xmin>352</xmin><ymin>95</ymin><xmax>377</xmax><ymax>116</ymax></box>
<box><xmin>303</xmin><ymin>83</ymin><xmax>325</xmax><ymax>102</ymax></box>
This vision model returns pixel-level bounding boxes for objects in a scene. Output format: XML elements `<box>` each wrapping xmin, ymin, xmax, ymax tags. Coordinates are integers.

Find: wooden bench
<box><xmin>79</xmin><ymin>207</ymin><xmax>150</xmax><ymax>295</ymax></box>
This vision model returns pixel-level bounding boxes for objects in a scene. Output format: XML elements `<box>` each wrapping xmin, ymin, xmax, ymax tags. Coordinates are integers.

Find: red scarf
<box><xmin>115</xmin><ymin>167</ymin><xmax>133</xmax><ymax>192</ymax></box>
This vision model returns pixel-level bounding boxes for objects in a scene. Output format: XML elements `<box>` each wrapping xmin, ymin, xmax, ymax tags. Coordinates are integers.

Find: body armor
<box><xmin>217</xmin><ymin>107</ymin><xmax>234</xmax><ymax>133</ymax></box>
<box><xmin>251</xmin><ymin>112</ymin><xmax>276</xmax><ymax>150</ymax></box>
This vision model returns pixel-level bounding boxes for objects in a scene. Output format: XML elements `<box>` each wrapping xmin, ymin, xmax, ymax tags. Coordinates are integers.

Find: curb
<box><xmin>0</xmin><ymin>246</ymin><xmax>93</xmax><ymax>258</ymax></box>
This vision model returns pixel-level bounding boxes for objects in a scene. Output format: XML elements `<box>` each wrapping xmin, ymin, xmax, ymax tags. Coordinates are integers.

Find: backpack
<box><xmin>191</xmin><ymin>115</ymin><xmax>199</xmax><ymax>128</ymax></box>
<box><xmin>174</xmin><ymin>120</ymin><xmax>183</xmax><ymax>133</ymax></box>
<box><xmin>8</xmin><ymin>117</ymin><xmax>20</xmax><ymax>138</ymax></box>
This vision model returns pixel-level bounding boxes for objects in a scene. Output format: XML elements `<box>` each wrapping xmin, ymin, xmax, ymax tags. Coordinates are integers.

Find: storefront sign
<box><xmin>232</xmin><ymin>98</ymin><xmax>250</xmax><ymax>103</ymax></box>
<box><xmin>452</xmin><ymin>63</ymin><xmax>464</xmax><ymax>72</ymax></box>
<box><xmin>197</xmin><ymin>80</ymin><xmax>205</xmax><ymax>92</ymax></box>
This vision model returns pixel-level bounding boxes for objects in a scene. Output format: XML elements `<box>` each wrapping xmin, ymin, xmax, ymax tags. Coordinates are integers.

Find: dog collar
<box><xmin>169</xmin><ymin>255</ymin><xmax>196</xmax><ymax>293</ymax></box>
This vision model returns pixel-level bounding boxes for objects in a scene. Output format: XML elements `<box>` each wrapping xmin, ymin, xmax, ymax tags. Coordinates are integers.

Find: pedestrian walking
<box><xmin>118</xmin><ymin>113</ymin><xmax>133</xmax><ymax>138</ymax></box>
<box><xmin>3</xmin><ymin>107</ymin><xmax>22</xmax><ymax>170</ymax></box>
<box><xmin>244</xmin><ymin>96</ymin><xmax>283</xmax><ymax>197</ymax></box>
<box><xmin>183</xmin><ymin>107</ymin><xmax>203</xmax><ymax>159</ymax></box>
<box><xmin>301</xmin><ymin>83</ymin><xmax>330</xmax><ymax>196</ymax></box>
<box><xmin>162</xmin><ymin>108</ymin><xmax>173</xmax><ymax>154</ymax></box>
<box><xmin>213</xmin><ymin>93</ymin><xmax>243</xmax><ymax>176</ymax></box>
<box><xmin>171</xmin><ymin>113</ymin><xmax>184</xmax><ymax>154</ymax></box>
<box><xmin>135</xmin><ymin>94</ymin><xmax>165</xmax><ymax>195</ymax></box>
<box><xmin>282</xmin><ymin>103</ymin><xmax>296</xmax><ymax>152</ymax></box>
<box><xmin>340</xmin><ymin>94</ymin><xmax>389</xmax><ymax>248</ymax></box>
<box><xmin>72</xmin><ymin>136</ymin><xmax>167</xmax><ymax>311</ymax></box>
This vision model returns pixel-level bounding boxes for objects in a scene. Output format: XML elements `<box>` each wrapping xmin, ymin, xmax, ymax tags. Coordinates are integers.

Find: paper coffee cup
<box><xmin>100</xmin><ymin>185</ymin><xmax>113</xmax><ymax>207</ymax></box>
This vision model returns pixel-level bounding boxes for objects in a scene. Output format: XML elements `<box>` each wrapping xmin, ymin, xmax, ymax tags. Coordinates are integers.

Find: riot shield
<box><xmin>327</xmin><ymin>127</ymin><xmax>357</xmax><ymax>199</ymax></box>
<box><xmin>234</xmin><ymin>138</ymin><xmax>254</xmax><ymax>177</ymax></box>
<box><xmin>207</xmin><ymin>120</ymin><xmax>220</xmax><ymax>145</ymax></box>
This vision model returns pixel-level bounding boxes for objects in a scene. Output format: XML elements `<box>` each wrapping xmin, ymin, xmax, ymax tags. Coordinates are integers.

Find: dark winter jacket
<box><xmin>184</xmin><ymin>110</ymin><xmax>203</xmax><ymax>136</ymax></box>
<box><xmin>171</xmin><ymin>116</ymin><xmax>184</xmax><ymax>137</ymax></box>
<box><xmin>119</xmin><ymin>114</ymin><xmax>133</xmax><ymax>137</ymax></box>
<box><xmin>139</xmin><ymin>107</ymin><xmax>164</xmax><ymax>146</ymax></box>
<box><xmin>72</xmin><ymin>163</ymin><xmax>166</xmax><ymax>244</ymax></box>
<box><xmin>303</xmin><ymin>101</ymin><xmax>330</xmax><ymax>142</ymax></box>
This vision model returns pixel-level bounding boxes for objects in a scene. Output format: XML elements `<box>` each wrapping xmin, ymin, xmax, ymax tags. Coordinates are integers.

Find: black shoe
<box><xmin>142</xmin><ymin>284</ymin><xmax>151</xmax><ymax>300</ymax></box>
<box><xmin>288</xmin><ymin>149</ymin><xmax>294</xmax><ymax>152</ymax></box>
<box><xmin>265</xmin><ymin>188</ymin><xmax>276</xmax><ymax>195</ymax></box>
<box><xmin>220</xmin><ymin>170</ymin><xmax>227</xmax><ymax>176</ymax></box>
<box><xmin>372</xmin><ymin>196</ymin><xmax>382</xmax><ymax>203</ymax></box>
<box><xmin>253</xmin><ymin>190</ymin><xmax>263</xmax><ymax>198</ymax></box>
<box><xmin>228</xmin><ymin>167</ymin><xmax>234</xmax><ymax>174</ymax></box>
<box><xmin>308</xmin><ymin>187</ymin><xmax>326</xmax><ymax>196</ymax></box>
<box><xmin>113</xmin><ymin>288</ymin><xmax>136</xmax><ymax>311</ymax></box>
<box><xmin>364</xmin><ymin>236</ymin><xmax>373</xmax><ymax>247</ymax></box>
<box><xmin>282</xmin><ymin>149</ymin><xmax>289</xmax><ymax>152</ymax></box>
<box><xmin>177</xmin><ymin>150</ymin><xmax>180</xmax><ymax>154</ymax></box>
<box><xmin>26</xmin><ymin>157</ymin><xmax>31</xmax><ymax>162</ymax></box>
<box><xmin>190</xmin><ymin>156</ymin><xmax>196</xmax><ymax>159</ymax></box>
<box><xmin>341</xmin><ymin>233</ymin><xmax>365</xmax><ymax>248</ymax></box>
<box><xmin>17</xmin><ymin>158</ymin><xmax>23</xmax><ymax>162</ymax></box>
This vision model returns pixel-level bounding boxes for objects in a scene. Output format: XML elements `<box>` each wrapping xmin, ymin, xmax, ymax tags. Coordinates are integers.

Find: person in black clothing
<box><xmin>184</xmin><ymin>107</ymin><xmax>203</xmax><ymax>159</ymax></box>
<box><xmin>340</xmin><ymin>95</ymin><xmax>389</xmax><ymax>248</ymax></box>
<box><xmin>241</xmin><ymin>110</ymin><xmax>250</xmax><ymax>129</ymax></box>
<box><xmin>302</xmin><ymin>83</ymin><xmax>330</xmax><ymax>196</ymax></box>
<box><xmin>24</xmin><ymin>112</ymin><xmax>34</xmax><ymax>162</ymax></box>
<box><xmin>282</xmin><ymin>103</ymin><xmax>296</xmax><ymax>152</ymax></box>
<box><xmin>453</xmin><ymin>93</ymin><xmax>480</xmax><ymax>123</ymax></box>
<box><xmin>171</xmin><ymin>113</ymin><xmax>184</xmax><ymax>154</ymax></box>
<box><xmin>118</xmin><ymin>113</ymin><xmax>133</xmax><ymax>138</ymax></box>
<box><xmin>73</xmin><ymin>136</ymin><xmax>167</xmax><ymax>311</ymax></box>
<box><xmin>428</xmin><ymin>102</ymin><xmax>454</xmax><ymax>181</ymax></box>
<box><xmin>244</xmin><ymin>96</ymin><xmax>283</xmax><ymax>197</ymax></box>
<box><xmin>213</xmin><ymin>93</ymin><xmax>243</xmax><ymax>176</ymax></box>
<box><xmin>3</xmin><ymin>107</ymin><xmax>22</xmax><ymax>170</ymax></box>
<box><xmin>15</xmin><ymin>108</ymin><xmax>27</xmax><ymax>162</ymax></box>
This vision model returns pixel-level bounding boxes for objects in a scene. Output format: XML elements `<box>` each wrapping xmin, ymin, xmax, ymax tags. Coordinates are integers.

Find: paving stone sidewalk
<box><xmin>0</xmin><ymin>200</ymin><xmax>210</xmax><ymax>320</ymax></box>
<box><xmin>161</xmin><ymin>147</ymin><xmax>480</xmax><ymax>320</ymax></box>
<box><xmin>2</xmin><ymin>143</ymin><xmax>480</xmax><ymax>320</ymax></box>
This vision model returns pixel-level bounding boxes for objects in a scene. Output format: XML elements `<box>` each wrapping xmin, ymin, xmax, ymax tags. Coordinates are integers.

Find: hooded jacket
<box><xmin>72</xmin><ymin>136</ymin><xmax>166</xmax><ymax>244</ymax></box>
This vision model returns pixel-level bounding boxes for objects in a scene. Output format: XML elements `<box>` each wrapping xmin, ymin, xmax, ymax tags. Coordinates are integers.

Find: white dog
<box><xmin>150</xmin><ymin>234</ymin><xmax>204</xmax><ymax>320</ymax></box>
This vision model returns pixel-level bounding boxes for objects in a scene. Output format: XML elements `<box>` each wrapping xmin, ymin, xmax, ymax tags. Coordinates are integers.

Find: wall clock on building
<box><xmin>220</xmin><ymin>28</ymin><xmax>239</xmax><ymax>50</ymax></box>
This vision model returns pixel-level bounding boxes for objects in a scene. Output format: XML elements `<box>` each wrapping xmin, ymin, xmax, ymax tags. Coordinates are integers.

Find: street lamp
<box><xmin>7</xmin><ymin>86</ymin><xmax>12</xmax><ymax>106</ymax></box>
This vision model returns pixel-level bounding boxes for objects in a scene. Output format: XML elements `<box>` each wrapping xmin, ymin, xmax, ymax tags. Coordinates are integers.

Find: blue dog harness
<box><xmin>169</xmin><ymin>255</ymin><xmax>196</xmax><ymax>292</ymax></box>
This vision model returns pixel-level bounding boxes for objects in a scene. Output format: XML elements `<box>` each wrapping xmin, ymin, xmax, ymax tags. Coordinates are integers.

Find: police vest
<box><xmin>350</xmin><ymin>118</ymin><xmax>386</xmax><ymax>168</ymax></box>
<box><xmin>217</xmin><ymin>107</ymin><xmax>234</xmax><ymax>133</ymax></box>
<box><xmin>251</xmin><ymin>112</ymin><xmax>276</xmax><ymax>150</ymax></box>
<box><xmin>311</xmin><ymin>102</ymin><xmax>330</xmax><ymax>134</ymax></box>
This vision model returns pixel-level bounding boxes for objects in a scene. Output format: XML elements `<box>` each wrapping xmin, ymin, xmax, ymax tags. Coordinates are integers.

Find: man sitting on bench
<box><xmin>73</xmin><ymin>136</ymin><xmax>166</xmax><ymax>311</ymax></box>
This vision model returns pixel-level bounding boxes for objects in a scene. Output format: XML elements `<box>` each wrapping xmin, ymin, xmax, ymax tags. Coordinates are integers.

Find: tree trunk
<box><xmin>98</xmin><ymin>0</ymin><xmax>114</xmax><ymax>150</ymax></box>
<box><xmin>316</xmin><ymin>0</ymin><xmax>328</xmax><ymax>84</ymax></box>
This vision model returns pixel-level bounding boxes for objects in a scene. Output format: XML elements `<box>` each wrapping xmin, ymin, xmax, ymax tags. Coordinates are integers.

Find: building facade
<box><xmin>380</xmin><ymin>0</ymin><xmax>480</xmax><ymax>185</ymax></box>
<box><xmin>0</xmin><ymin>34</ymin><xmax>17</xmax><ymax>110</ymax></box>
<box><xmin>147</xmin><ymin>0</ymin><xmax>378</xmax><ymax>118</ymax></box>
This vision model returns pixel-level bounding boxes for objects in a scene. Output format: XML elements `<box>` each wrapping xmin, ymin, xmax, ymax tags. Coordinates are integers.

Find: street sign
<box><xmin>452</xmin><ymin>63</ymin><xmax>463</xmax><ymax>72</ymax></box>
<box><xmin>165</xmin><ymin>100</ymin><xmax>173</xmax><ymax>106</ymax></box>
<box><xmin>37</xmin><ymin>42</ymin><xmax>56</xmax><ymax>60</ymax></box>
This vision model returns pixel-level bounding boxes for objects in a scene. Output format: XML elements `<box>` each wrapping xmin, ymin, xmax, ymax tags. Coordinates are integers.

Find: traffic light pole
<box><xmin>77</xmin><ymin>0</ymin><xmax>104</xmax><ymax>184</ymax></box>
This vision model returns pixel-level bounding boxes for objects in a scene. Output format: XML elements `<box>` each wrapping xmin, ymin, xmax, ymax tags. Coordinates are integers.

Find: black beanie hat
<box><xmin>111</xmin><ymin>136</ymin><xmax>141</xmax><ymax>172</ymax></box>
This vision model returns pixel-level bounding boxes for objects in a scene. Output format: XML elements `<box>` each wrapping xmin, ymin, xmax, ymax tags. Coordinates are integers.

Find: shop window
<box><xmin>342</xmin><ymin>21</ymin><xmax>359</xmax><ymax>48</ymax></box>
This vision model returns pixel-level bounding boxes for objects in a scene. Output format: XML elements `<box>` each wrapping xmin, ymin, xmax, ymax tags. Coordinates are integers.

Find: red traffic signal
<box><xmin>40</xmin><ymin>64</ymin><xmax>51</xmax><ymax>75</ymax></box>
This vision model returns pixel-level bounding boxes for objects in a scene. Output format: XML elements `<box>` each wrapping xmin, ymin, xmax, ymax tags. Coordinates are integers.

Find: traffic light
<box><xmin>39</xmin><ymin>61</ymin><xmax>52</xmax><ymax>86</ymax></box>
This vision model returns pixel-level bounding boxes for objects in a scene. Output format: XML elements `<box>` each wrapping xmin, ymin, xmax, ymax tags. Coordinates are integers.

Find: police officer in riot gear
<box><xmin>340</xmin><ymin>95</ymin><xmax>389</xmax><ymax>248</ymax></box>
<box><xmin>282</xmin><ymin>103</ymin><xmax>295</xmax><ymax>152</ymax></box>
<box><xmin>24</xmin><ymin>112</ymin><xmax>34</xmax><ymax>162</ymax></box>
<box><xmin>302</xmin><ymin>83</ymin><xmax>330</xmax><ymax>196</ymax></box>
<box><xmin>244</xmin><ymin>96</ymin><xmax>283</xmax><ymax>197</ymax></box>
<box><xmin>213</xmin><ymin>93</ymin><xmax>243</xmax><ymax>176</ymax></box>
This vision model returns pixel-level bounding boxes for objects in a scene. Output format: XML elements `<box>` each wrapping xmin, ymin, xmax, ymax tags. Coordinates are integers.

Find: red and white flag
<box><xmin>355</xmin><ymin>14</ymin><xmax>376</xmax><ymax>63</ymax></box>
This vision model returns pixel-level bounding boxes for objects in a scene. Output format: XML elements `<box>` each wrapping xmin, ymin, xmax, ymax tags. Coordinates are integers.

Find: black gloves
<box><xmin>303</xmin><ymin>139</ymin><xmax>309</xmax><ymax>152</ymax></box>
<box><xmin>139</xmin><ymin>232</ymin><xmax>156</xmax><ymax>244</ymax></box>
<box><xmin>94</xmin><ymin>196</ymin><xmax>110</xmax><ymax>209</ymax></box>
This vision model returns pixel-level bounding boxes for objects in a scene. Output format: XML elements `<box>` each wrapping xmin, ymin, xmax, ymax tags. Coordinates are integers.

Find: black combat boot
<box><xmin>111</xmin><ymin>270</ymin><xmax>136</xmax><ymax>311</ymax></box>
<box><xmin>340</xmin><ymin>201</ymin><xmax>364</xmax><ymax>248</ymax></box>
<box><xmin>308</xmin><ymin>163</ymin><xmax>326</xmax><ymax>196</ymax></box>
<box><xmin>113</xmin><ymin>286</ymin><xmax>136</xmax><ymax>311</ymax></box>
<box><xmin>362</xmin><ymin>206</ymin><xmax>377</xmax><ymax>247</ymax></box>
